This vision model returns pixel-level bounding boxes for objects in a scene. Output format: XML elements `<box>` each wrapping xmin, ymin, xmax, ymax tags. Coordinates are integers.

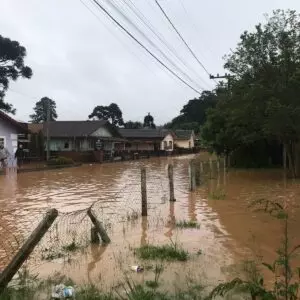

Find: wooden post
<box><xmin>91</xmin><ymin>226</ymin><xmax>100</xmax><ymax>244</ymax></box>
<box><xmin>209</xmin><ymin>158</ymin><xmax>213</xmax><ymax>178</ymax></box>
<box><xmin>87</xmin><ymin>208</ymin><xmax>111</xmax><ymax>244</ymax></box>
<box><xmin>168</xmin><ymin>164</ymin><xmax>175</xmax><ymax>201</ymax></box>
<box><xmin>141</xmin><ymin>167</ymin><xmax>147</xmax><ymax>216</ymax></box>
<box><xmin>189</xmin><ymin>160</ymin><xmax>196</xmax><ymax>191</ymax></box>
<box><xmin>0</xmin><ymin>209</ymin><xmax>58</xmax><ymax>292</ymax></box>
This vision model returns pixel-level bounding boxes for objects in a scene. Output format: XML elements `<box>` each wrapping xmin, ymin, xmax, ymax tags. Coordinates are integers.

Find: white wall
<box><xmin>161</xmin><ymin>134</ymin><xmax>174</xmax><ymax>151</ymax></box>
<box><xmin>91</xmin><ymin>127</ymin><xmax>112</xmax><ymax>137</ymax></box>
<box><xmin>175</xmin><ymin>135</ymin><xmax>195</xmax><ymax>149</ymax></box>
<box><xmin>0</xmin><ymin>119</ymin><xmax>18</xmax><ymax>156</ymax></box>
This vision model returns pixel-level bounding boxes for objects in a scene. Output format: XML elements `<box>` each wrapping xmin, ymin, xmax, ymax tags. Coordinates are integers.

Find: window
<box><xmin>0</xmin><ymin>137</ymin><xmax>6</xmax><ymax>147</ymax></box>
<box><xmin>88</xmin><ymin>139</ymin><xmax>95</xmax><ymax>150</ymax></box>
<box><xmin>163</xmin><ymin>141</ymin><xmax>167</xmax><ymax>149</ymax></box>
<box><xmin>189</xmin><ymin>141</ymin><xmax>191</xmax><ymax>148</ymax></box>
<box><xmin>64</xmin><ymin>142</ymin><xmax>69</xmax><ymax>149</ymax></box>
<box><xmin>169</xmin><ymin>141</ymin><xmax>173</xmax><ymax>149</ymax></box>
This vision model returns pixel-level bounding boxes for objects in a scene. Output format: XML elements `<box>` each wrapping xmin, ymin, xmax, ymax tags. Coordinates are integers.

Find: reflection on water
<box><xmin>1</xmin><ymin>155</ymin><xmax>300</xmax><ymax>290</ymax></box>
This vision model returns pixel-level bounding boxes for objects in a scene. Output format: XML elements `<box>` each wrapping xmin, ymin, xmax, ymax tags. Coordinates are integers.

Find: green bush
<box><xmin>47</xmin><ymin>156</ymin><xmax>74</xmax><ymax>166</ymax></box>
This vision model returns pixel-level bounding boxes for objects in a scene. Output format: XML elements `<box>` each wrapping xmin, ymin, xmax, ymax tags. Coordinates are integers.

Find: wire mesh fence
<box><xmin>0</xmin><ymin>157</ymin><xmax>225</xmax><ymax>280</ymax></box>
<box><xmin>0</xmin><ymin>163</ymin><xmax>173</xmax><ymax>271</ymax></box>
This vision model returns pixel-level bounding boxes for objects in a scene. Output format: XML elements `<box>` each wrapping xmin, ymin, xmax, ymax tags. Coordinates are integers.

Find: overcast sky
<box><xmin>1</xmin><ymin>0</ymin><xmax>300</xmax><ymax>124</ymax></box>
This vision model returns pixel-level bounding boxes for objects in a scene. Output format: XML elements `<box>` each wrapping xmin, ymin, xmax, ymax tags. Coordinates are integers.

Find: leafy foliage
<box><xmin>30</xmin><ymin>97</ymin><xmax>57</xmax><ymax>123</ymax></box>
<box><xmin>47</xmin><ymin>156</ymin><xmax>74</xmax><ymax>166</ymax></box>
<box><xmin>89</xmin><ymin>103</ymin><xmax>124</xmax><ymax>127</ymax></box>
<box><xmin>201</xmin><ymin>10</ymin><xmax>300</xmax><ymax>174</ymax></box>
<box><xmin>124</xmin><ymin>121</ymin><xmax>143</xmax><ymax>129</ymax></box>
<box><xmin>166</xmin><ymin>91</ymin><xmax>217</xmax><ymax>134</ymax></box>
<box><xmin>0</xmin><ymin>34</ymin><xmax>33</xmax><ymax>114</ymax></box>
<box><xmin>143</xmin><ymin>113</ymin><xmax>156</xmax><ymax>129</ymax></box>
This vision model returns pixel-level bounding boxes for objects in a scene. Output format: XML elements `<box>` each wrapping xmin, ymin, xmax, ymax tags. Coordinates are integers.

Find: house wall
<box><xmin>125</xmin><ymin>142</ymin><xmax>155</xmax><ymax>151</ymax></box>
<box><xmin>91</xmin><ymin>127</ymin><xmax>112</xmax><ymax>137</ymax></box>
<box><xmin>161</xmin><ymin>134</ymin><xmax>174</xmax><ymax>151</ymax></box>
<box><xmin>49</xmin><ymin>138</ymin><xmax>114</xmax><ymax>152</ymax></box>
<box><xmin>0</xmin><ymin>118</ymin><xmax>19</xmax><ymax>157</ymax></box>
<box><xmin>49</xmin><ymin>139</ymin><xmax>74</xmax><ymax>151</ymax></box>
<box><xmin>175</xmin><ymin>136</ymin><xmax>195</xmax><ymax>149</ymax></box>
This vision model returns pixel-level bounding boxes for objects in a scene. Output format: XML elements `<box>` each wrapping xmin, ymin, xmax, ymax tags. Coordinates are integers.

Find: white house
<box><xmin>174</xmin><ymin>130</ymin><xmax>195</xmax><ymax>149</ymax></box>
<box><xmin>0</xmin><ymin>111</ymin><xmax>28</xmax><ymax>163</ymax></box>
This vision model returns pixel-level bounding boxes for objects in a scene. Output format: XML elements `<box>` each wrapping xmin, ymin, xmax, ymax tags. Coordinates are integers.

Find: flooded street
<box><xmin>1</xmin><ymin>154</ymin><xmax>300</xmax><ymax>292</ymax></box>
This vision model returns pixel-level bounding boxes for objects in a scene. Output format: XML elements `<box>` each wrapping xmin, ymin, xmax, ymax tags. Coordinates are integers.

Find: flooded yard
<box><xmin>1</xmin><ymin>153</ymin><xmax>300</xmax><ymax>293</ymax></box>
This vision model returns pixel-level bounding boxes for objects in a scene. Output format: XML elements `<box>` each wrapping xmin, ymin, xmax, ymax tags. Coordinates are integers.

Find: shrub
<box><xmin>47</xmin><ymin>156</ymin><xmax>74</xmax><ymax>166</ymax></box>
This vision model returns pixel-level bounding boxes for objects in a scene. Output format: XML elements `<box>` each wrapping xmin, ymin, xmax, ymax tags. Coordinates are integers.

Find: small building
<box><xmin>0</xmin><ymin>110</ymin><xmax>28</xmax><ymax>158</ymax></box>
<box><xmin>119</xmin><ymin>129</ymin><xmax>174</xmax><ymax>152</ymax></box>
<box><xmin>174</xmin><ymin>130</ymin><xmax>195</xmax><ymax>149</ymax></box>
<box><xmin>43</xmin><ymin>120</ymin><xmax>124</xmax><ymax>161</ymax></box>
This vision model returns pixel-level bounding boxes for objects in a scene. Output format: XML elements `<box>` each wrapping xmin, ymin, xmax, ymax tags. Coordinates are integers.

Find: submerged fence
<box><xmin>0</xmin><ymin>156</ymin><xmax>225</xmax><ymax>290</ymax></box>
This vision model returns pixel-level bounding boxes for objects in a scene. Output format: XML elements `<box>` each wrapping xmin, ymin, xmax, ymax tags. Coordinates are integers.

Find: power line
<box><xmin>154</xmin><ymin>0</ymin><xmax>213</xmax><ymax>79</ymax></box>
<box><xmin>177</xmin><ymin>0</ymin><xmax>219</xmax><ymax>61</ymax></box>
<box><xmin>106</xmin><ymin>0</ymin><xmax>204</xmax><ymax>91</ymax></box>
<box><xmin>80</xmin><ymin>0</ymin><xmax>158</xmax><ymax>77</ymax></box>
<box><xmin>121</xmin><ymin>0</ymin><xmax>211</xmax><ymax>89</ymax></box>
<box><xmin>103</xmin><ymin>0</ymin><xmax>204</xmax><ymax>91</ymax></box>
<box><xmin>89</xmin><ymin>0</ymin><xmax>202</xmax><ymax>94</ymax></box>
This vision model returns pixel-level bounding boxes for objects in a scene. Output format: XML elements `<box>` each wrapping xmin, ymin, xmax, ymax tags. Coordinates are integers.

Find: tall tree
<box><xmin>0</xmin><ymin>35</ymin><xmax>33</xmax><ymax>114</ymax></box>
<box><xmin>202</xmin><ymin>10</ymin><xmax>300</xmax><ymax>175</ymax></box>
<box><xmin>166</xmin><ymin>91</ymin><xmax>217</xmax><ymax>133</ymax></box>
<box><xmin>143</xmin><ymin>113</ymin><xmax>156</xmax><ymax>129</ymax></box>
<box><xmin>30</xmin><ymin>97</ymin><xmax>58</xmax><ymax>123</ymax></box>
<box><xmin>89</xmin><ymin>103</ymin><xmax>124</xmax><ymax>126</ymax></box>
<box><xmin>124</xmin><ymin>121</ymin><xmax>143</xmax><ymax>129</ymax></box>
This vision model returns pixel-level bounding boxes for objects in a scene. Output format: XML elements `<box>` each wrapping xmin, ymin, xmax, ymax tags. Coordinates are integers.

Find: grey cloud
<box><xmin>1</xmin><ymin>0</ymin><xmax>300</xmax><ymax>125</ymax></box>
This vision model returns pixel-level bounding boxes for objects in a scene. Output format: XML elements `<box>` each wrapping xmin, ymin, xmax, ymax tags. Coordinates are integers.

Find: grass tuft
<box><xmin>62</xmin><ymin>239</ymin><xmax>80</xmax><ymax>252</ymax></box>
<box><xmin>136</xmin><ymin>244</ymin><xmax>188</xmax><ymax>261</ymax></box>
<box><xmin>175</xmin><ymin>220</ymin><xmax>200</xmax><ymax>229</ymax></box>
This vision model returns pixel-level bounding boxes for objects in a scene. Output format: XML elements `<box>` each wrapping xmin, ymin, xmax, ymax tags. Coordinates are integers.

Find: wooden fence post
<box><xmin>0</xmin><ymin>209</ymin><xmax>58</xmax><ymax>292</ymax></box>
<box><xmin>209</xmin><ymin>158</ymin><xmax>213</xmax><ymax>178</ymax></box>
<box><xmin>195</xmin><ymin>161</ymin><xmax>201</xmax><ymax>187</ymax></box>
<box><xmin>141</xmin><ymin>167</ymin><xmax>148</xmax><ymax>216</ymax></box>
<box><xmin>168</xmin><ymin>164</ymin><xmax>175</xmax><ymax>201</ymax></box>
<box><xmin>189</xmin><ymin>160</ymin><xmax>196</xmax><ymax>191</ymax></box>
<box><xmin>87</xmin><ymin>208</ymin><xmax>111</xmax><ymax>244</ymax></box>
<box><xmin>91</xmin><ymin>226</ymin><xmax>100</xmax><ymax>244</ymax></box>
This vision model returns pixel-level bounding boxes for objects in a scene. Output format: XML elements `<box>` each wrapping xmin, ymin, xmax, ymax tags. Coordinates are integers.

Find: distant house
<box><xmin>174</xmin><ymin>130</ymin><xmax>195</xmax><ymax>149</ymax></box>
<box><xmin>42</xmin><ymin>120</ymin><xmax>124</xmax><ymax>161</ymax></box>
<box><xmin>0</xmin><ymin>111</ymin><xmax>28</xmax><ymax>157</ymax></box>
<box><xmin>119</xmin><ymin>129</ymin><xmax>174</xmax><ymax>152</ymax></box>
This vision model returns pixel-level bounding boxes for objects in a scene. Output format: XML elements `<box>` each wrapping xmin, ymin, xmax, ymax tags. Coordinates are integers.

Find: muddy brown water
<box><xmin>1</xmin><ymin>154</ymin><xmax>300</xmax><ymax>292</ymax></box>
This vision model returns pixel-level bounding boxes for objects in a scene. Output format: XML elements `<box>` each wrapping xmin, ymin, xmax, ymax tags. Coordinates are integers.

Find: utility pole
<box><xmin>209</xmin><ymin>73</ymin><xmax>233</xmax><ymax>89</ymax></box>
<box><xmin>46</xmin><ymin>99</ymin><xmax>50</xmax><ymax>161</ymax></box>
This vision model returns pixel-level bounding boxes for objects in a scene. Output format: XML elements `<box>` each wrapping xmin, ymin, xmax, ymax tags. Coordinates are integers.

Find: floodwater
<box><xmin>1</xmin><ymin>154</ymin><xmax>300</xmax><ymax>292</ymax></box>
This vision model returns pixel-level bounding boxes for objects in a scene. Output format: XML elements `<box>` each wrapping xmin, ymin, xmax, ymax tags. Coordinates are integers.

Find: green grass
<box><xmin>62</xmin><ymin>239</ymin><xmax>80</xmax><ymax>252</ymax></box>
<box><xmin>175</xmin><ymin>220</ymin><xmax>200</xmax><ymax>229</ymax></box>
<box><xmin>145</xmin><ymin>280</ymin><xmax>159</xmax><ymax>289</ymax></box>
<box><xmin>76</xmin><ymin>284</ymin><xmax>116</xmax><ymax>300</ymax></box>
<box><xmin>135</xmin><ymin>244</ymin><xmax>188</xmax><ymax>261</ymax></box>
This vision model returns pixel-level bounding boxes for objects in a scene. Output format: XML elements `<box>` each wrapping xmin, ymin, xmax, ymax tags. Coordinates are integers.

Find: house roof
<box><xmin>174</xmin><ymin>130</ymin><xmax>194</xmax><ymax>140</ymax></box>
<box><xmin>0</xmin><ymin>110</ymin><xmax>28</xmax><ymax>133</ymax></box>
<box><xmin>43</xmin><ymin>120</ymin><xmax>122</xmax><ymax>138</ymax></box>
<box><xmin>119</xmin><ymin>129</ymin><xmax>172</xmax><ymax>139</ymax></box>
<box><xmin>28</xmin><ymin>123</ymin><xmax>44</xmax><ymax>134</ymax></box>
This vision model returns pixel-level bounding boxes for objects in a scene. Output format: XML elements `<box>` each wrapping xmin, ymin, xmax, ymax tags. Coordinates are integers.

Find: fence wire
<box><xmin>0</xmin><ymin>163</ymin><xmax>174</xmax><ymax>271</ymax></box>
